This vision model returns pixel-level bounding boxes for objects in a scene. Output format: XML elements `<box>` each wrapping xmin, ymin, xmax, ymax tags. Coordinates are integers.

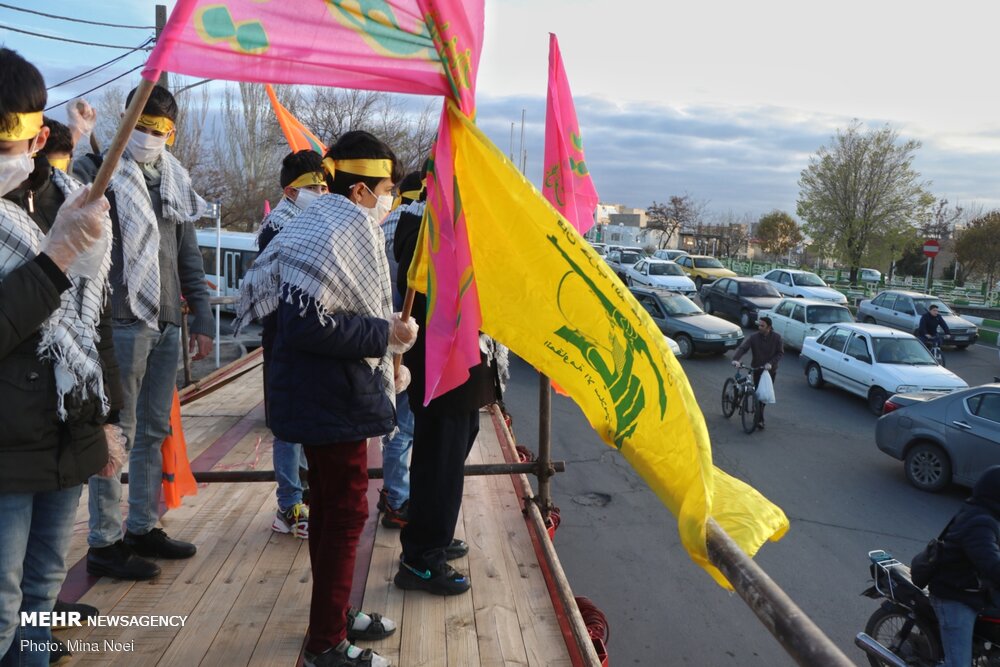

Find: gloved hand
<box><xmin>394</xmin><ymin>364</ymin><xmax>412</xmax><ymax>394</ymax></box>
<box><xmin>67</xmin><ymin>98</ymin><xmax>96</xmax><ymax>138</ymax></box>
<box><xmin>731</xmin><ymin>360</ymin><xmax>740</xmax><ymax>368</ymax></box>
<box><xmin>387</xmin><ymin>313</ymin><xmax>419</xmax><ymax>354</ymax></box>
<box><xmin>38</xmin><ymin>185</ymin><xmax>109</xmax><ymax>275</ymax></box>
<box><xmin>764</xmin><ymin>363</ymin><xmax>772</xmax><ymax>371</ymax></box>
<box><xmin>98</xmin><ymin>424</ymin><xmax>127</xmax><ymax>478</ymax></box>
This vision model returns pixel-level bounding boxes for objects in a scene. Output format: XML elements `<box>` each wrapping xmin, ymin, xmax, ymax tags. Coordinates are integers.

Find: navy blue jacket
<box><xmin>917</xmin><ymin>312</ymin><xmax>950</xmax><ymax>339</ymax></box>
<box><xmin>267</xmin><ymin>295</ymin><xmax>394</xmax><ymax>445</ymax></box>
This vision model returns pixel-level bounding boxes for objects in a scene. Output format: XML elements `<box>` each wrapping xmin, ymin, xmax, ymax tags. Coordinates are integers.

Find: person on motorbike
<box><xmin>927</xmin><ymin>465</ymin><xmax>1000</xmax><ymax>667</ymax></box>
<box><xmin>917</xmin><ymin>303</ymin><xmax>950</xmax><ymax>349</ymax></box>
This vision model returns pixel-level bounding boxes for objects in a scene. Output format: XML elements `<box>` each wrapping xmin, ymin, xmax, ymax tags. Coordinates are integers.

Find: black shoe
<box><xmin>125</xmin><ymin>528</ymin><xmax>196</xmax><ymax>559</ymax></box>
<box><xmin>346</xmin><ymin>607</ymin><xmax>397</xmax><ymax>641</ymax></box>
<box><xmin>52</xmin><ymin>599</ymin><xmax>99</xmax><ymax>630</ymax></box>
<box><xmin>444</xmin><ymin>539</ymin><xmax>468</xmax><ymax>560</ymax></box>
<box><xmin>87</xmin><ymin>541</ymin><xmax>160</xmax><ymax>580</ymax></box>
<box><xmin>380</xmin><ymin>500</ymin><xmax>408</xmax><ymax>530</ymax></box>
<box><xmin>48</xmin><ymin>638</ymin><xmax>71</xmax><ymax>666</ymax></box>
<box><xmin>394</xmin><ymin>560</ymin><xmax>470</xmax><ymax>596</ymax></box>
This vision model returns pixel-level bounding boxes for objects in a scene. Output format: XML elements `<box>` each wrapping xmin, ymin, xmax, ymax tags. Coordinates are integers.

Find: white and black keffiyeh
<box><xmin>381</xmin><ymin>199</ymin><xmax>424</xmax><ymax>259</ymax></box>
<box><xmin>236</xmin><ymin>194</ymin><xmax>395</xmax><ymax>401</ymax></box>
<box><xmin>110</xmin><ymin>151</ymin><xmax>206</xmax><ymax>328</ymax></box>
<box><xmin>256</xmin><ymin>197</ymin><xmax>300</xmax><ymax>247</ymax></box>
<box><xmin>0</xmin><ymin>174</ymin><xmax>112</xmax><ymax>419</ymax></box>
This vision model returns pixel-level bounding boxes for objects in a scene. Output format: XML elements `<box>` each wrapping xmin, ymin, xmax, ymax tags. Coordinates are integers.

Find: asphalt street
<box><xmin>501</xmin><ymin>329</ymin><xmax>999</xmax><ymax>666</ymax></box>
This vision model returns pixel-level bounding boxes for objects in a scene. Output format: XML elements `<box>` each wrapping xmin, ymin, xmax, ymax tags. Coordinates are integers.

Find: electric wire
<box><xmin>45</xmin><ymin>64</ymin><xmax>144</xmax><ymax>111</ymax></box>
<box><xmin>46</xmin><ymin>37</ymin><xmax>154</xmax><ymax>90</ymax></box>
<box><xmin>0</xmin><ymin>23</ymin><xmax>153</xmax><ymax>49</ymax></box>
<box><xmin>0</xmin><ymin>3</ymin><xmax>155</xmax><ymax>30</ymax></box>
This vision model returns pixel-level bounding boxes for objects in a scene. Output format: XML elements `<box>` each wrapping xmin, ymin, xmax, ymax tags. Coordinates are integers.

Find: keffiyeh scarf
<box><xmin>0</xmin><ymin>172</ymin><xmax>112</xmax><ymax>419</ymax></box>
<box><xmin>236</xmin><ymin>194</ymin><xmax>395</xmax><ymax>402</ymax></box>
<box><xmin>110</xmin><ymin>151</ymin><xmax>206</xmax><ymax>328</ymax></box>
<box><xmin>255</xmin><ymin>197</ymin><xmax>300</xmax><ymax>247</ymax></box>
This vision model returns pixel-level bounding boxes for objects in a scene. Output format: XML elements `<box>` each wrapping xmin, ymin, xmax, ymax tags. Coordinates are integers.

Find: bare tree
<box><xmin>645</xmin><ymin>194</ymin><xmax>706</xmax><ymax>249</ymax></box>
<box><xmin>714</xmin><ymin>210</ymin><xmax>753</xmax><ymax>258</ymax></box>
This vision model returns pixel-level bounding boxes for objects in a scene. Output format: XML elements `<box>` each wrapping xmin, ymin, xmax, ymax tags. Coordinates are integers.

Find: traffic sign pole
<box><xmin>922</xmin><ymin>238</ymin><xmax>940</xmax><ymax>290</ymax></box>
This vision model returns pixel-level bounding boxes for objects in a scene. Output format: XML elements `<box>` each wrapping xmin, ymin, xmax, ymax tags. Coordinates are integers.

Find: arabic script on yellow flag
<box><xmin>445</xmin><ymin>101</ymin><xmax>789</xmax><ymax>587</ymax></box>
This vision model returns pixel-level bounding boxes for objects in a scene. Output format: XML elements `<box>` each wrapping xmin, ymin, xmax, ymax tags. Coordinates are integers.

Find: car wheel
<box><xmin>695</xmin><ymin>277</ymin><xmax>703</xmax><ymax>291</ymax></box>
<box><xmin>739</xmin><ymin>309</ymin><xmax>753</xmax><ymax>328</ymax></box>
<box><xmin>862</xmin><ymin>316</ymin><xmax>876</xmax><ymax>324</ymax></box>
<box><xmin>703</xmin><ymin>298</ymin><xmax>713</xmax><ymax>314</ymax></box>
<box><xmin>904</xmin><ymin>442</ymin><xmax>952</xmax><ymax>493</ymax></box>
<box><xmin>867</xmin><ymin>387</ymin><xmax>888</xmax><ymax>415</ymax></box>
<box><xmin>806</xmin><ymin>362</ymin><xmax>824</xmax><ymax>388</ymax></box>
<box><xmin>675</xmin><ymin>334</ymin><xmax>694</xmax><ymax>359</ymax></box>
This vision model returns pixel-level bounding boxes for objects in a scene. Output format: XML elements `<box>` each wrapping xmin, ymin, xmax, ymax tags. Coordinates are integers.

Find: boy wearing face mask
<box><xmin>74</xmin><ymin>84</ymin><xmax>214</xmax><ymax>581</ymax></box>
<box><xmin>235</xmin><ymin>131</ymin><xmax>415</xmax><ymax>667</ymax></box>
<box><xmin>0</xmin><ymin>48</ymin><xmax>123</xmax><ymax>667</ymax></box>
<box><xmin>254</xmin><ymin>150</ymin><xmax>329</xmax><ymax>540</ymax></box>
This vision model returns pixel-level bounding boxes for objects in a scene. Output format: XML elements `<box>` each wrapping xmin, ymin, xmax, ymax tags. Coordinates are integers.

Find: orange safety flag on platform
<box><xmin>161</xmin><ymin>390</ymin><xmax>197</xmax><ymax>509</ymax></box>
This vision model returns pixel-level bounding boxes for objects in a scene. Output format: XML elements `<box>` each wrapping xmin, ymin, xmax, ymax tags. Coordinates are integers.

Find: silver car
<box><xmin>857</xmin><ymin>290</ymin><xmax>979</xmax><ymax>348</ymax></box>
<box><xmin>876</xmin><ymin>384</ymin><xmax>1000</xmax><ymax>492</ymax></box>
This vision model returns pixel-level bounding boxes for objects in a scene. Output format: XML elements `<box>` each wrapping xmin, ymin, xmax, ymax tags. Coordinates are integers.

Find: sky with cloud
<box><xmin>4</xmin><ymin>0</ymin><xmax>1000</xmax><ymax>220</ymax></box>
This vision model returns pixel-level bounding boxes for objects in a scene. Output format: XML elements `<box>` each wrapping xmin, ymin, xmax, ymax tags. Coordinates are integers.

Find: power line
<box><xmin>46</xmin><ymin>37</ymin><xmax>154</xmax><ymax>90</ymax></box>
<box><xmin>45</xmin><ymin>64</ymin><xmax>144</xmax><ymax>111</ymax></box>
<box><xmin>0</xmin><ymin>3</ymin><xmax>155</xmax><ymax>30</ymax></box>
<box><xmin>0</xmin><ymin>23</ymin><xmax>153</xmax><ymax>49</ymax></box>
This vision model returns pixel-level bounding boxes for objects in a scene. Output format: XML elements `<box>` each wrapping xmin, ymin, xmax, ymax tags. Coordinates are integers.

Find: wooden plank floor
<box><xmin>58</xmin><ymin>368</ymin><xmax>577</xmax><ymax>666</ymax></box>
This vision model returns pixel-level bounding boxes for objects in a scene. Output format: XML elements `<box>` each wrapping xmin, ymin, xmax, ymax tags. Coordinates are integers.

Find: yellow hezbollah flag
<box><xmin>442</xmin><ymin>101</ymin><xmax>788</xmax><ymax>587</ymax></box>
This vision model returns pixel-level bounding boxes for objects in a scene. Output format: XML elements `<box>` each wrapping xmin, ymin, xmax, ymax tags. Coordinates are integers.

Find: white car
<box><xmin>760</xmin><ymin>298</ymin><xmax>854</xmax><ymax>351</ymax></box>
<box><xmin>799</xmin><ymin>323</ymin><xmax>968</xmax><ymax>414</ymax></box>
<box><xmin>625</xmin><ymin>259</ymin><xmax>697</xmax><ymax>297</ymax></box>
<box><xmin>665</xmin><ymin>336</ymin><xmax>682</xmax><ymax>356</ymax></box>
<box><xmin>756</xmin><ymin>268</ymin><xmax>848</xmax><ymax>304</ymax></box>
<box><xmin>859</xmin><ymin>268</ymin><xmax>882</xmax><ymax>283</ymax></box>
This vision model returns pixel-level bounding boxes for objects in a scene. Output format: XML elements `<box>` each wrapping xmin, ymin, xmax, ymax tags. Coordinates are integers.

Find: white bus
<box><xmin>196</xmin><ymin>229</ymin><xmax>258</xmax><ymax>306</ymax></box>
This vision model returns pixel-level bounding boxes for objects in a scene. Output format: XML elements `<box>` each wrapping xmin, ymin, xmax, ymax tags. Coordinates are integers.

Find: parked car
<box><xmin>605</xmin><ymin>249</ymin><xmax>644</xmax><ymax>280</ymax></box>
<box><xmin>756</xmin><ymin>268</ymin><xmax>848</xmax><ymax>304</ymax></box>
<box><xmin>859</xmin><ymin>268</ymin><xmax>882</xmax><ymax>283</ymax></box>
<box><xmin>700</xmin><ymin>277</ymin><xmax>782</xmax><ymax>328</ymax></box>
<box><xmin>674</xmin><ymin>254</ymin><xmax>737</xmax><ymax>290</ymax></box>
<box><xmin>589</xmin><ymin>242</ymin><xmax>608</xmax><ymax>256</ymax></box>
<box><xmin>759</xmin><ymin>297</ymin><xmax>854</xmax><ymax>351</ymax></box>
<box><xmin>876</xmin><ymin>384</ymin><xmax>1000</xmax><ymax>492</ymax></box>
<box><xmin>799</xmin><ymin>323</ymin><xmax>968</xmax><ymax>414</ymax></box>
<box><xmin>665</xmin><ymin>336</ymin><xmax>682</xmax><ymax>357</ymax></box>
<box><xmin>625</xmin><ymin>259</ymin><xmax>697</xmax><ymax>296</ymax></box>
<box><xmin>652</xmin><ymin>249</ymin><xmax>689</xmax><ymax>262</ymax></box>
<box><xmin>630</xmin><ymin>286</ymin><xmax>744</xmax><ymax>358</ymax></box>
<box><xmin>856</xmin><ymin>290</ymin><xmax>979</xmax><ymax>348</ymax></box>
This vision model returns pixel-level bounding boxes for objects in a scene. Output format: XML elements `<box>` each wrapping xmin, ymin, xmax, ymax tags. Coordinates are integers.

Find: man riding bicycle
<box><xmin>731</xmin><ymin>316</ymin><xmax>783</xmax><ymax>429</ymax></box>
<box><xmin>917</xmin><ymin>303</ymin><xmax>950</xmax><ymax>349</ymax></box>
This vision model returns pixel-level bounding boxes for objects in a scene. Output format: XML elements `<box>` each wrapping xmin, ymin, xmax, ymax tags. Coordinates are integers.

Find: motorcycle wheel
<box><xmin>863</xmin><ymin>605</ymin><xmax>941</xmax><ymax>667</ymax></box>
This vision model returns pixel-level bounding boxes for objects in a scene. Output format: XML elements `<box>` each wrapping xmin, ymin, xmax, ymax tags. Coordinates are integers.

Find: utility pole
<box><xmin>155</xmin><ymin>5</ymin><xmax>169</xmax><ymax>90</ymax></box>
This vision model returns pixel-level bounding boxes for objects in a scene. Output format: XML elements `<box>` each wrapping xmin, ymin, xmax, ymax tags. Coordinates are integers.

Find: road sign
<box><xmin>923</xmin><ymin>239</ymin><xmax>940</xmax><ymax>258</ymax></box>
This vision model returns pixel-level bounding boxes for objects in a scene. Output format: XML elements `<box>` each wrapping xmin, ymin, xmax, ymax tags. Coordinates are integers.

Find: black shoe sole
<box><xmin>347</xmin><ymin>625</ymin><xmax>397</xmax><ymax>642</ymax></box>
<box><xmin>393</xmin><ymin>569</ymin><xmax>470</xmax><ymax>596</ymax></box>
<box><xmin>86</xmin><ymin>561</ymin><xmax>160</xmax><ymax>581</ymax></box>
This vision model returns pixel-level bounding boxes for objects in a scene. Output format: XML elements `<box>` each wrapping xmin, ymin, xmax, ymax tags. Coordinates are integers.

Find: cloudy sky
<box><xmin>5</xmin><ymin>0</ymin><xmax>1000</xmax><ymax>219</ymax></box>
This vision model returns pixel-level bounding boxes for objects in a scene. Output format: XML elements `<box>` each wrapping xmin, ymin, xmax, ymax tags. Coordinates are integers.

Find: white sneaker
<box><xmin>272</xmin><ymin>503</ymin><xmax>309</xmax><ymax>539</ymax></box>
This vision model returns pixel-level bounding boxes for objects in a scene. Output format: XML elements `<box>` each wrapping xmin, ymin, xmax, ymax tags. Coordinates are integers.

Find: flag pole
<box><xmin>393</xmin><ymin>288</ymin><xmax>416</xmax><ymax>374</ymax></box>
<box><xmin>84</xmin><ymin>76</ymin><xmax>157</xmax><ymax>204</ymax></box>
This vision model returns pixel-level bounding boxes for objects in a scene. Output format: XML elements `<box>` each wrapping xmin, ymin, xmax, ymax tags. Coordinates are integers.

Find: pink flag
<box><xmin>543</xmin><ymin>33</ymin><xmax>599</xmax><ymax>234</ymax></box>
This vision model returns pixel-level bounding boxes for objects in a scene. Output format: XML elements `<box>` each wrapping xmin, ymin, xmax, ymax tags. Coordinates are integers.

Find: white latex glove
<box><xmin>387</xmin><ymin>313</ymin><xmax>419</xmax><ymax>354</ymax></box>
<box><xmin>731</xmin><ymin>360</ymin><xmax>740</xmax><ymax>368</ymax></box>
<box><xmin>764</xmin><ymin>363</ymin><xmax>772</xmax><ymax>370</ymax></box>
<box><xmin>39</xmin><ymin>185</ymin><xmax>110</xmax><ymax>275</ymax></box>
<box><xmin>394</xmin><ymin>364</ymin><xmax>412</xmax><ymax>394</ymax></box>
<box><xmin>67</xmin><ymin>98</ymin><xmax>96</xmax><ymax>138</ymax></box>
<box><xmin>98</xmin><ymin>424</ymin><xmax>127</xmax><ymax>478</ymax></box>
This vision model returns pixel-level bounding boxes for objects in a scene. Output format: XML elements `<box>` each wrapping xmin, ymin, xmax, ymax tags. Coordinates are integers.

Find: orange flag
<box><xmin>264</xmin><ymin>84</ymin><xmax>327</xmax><ymax>154</ymax></box>
<box><xmin>161</xmin><ymin>390</ymin><xmax>197</xmax><ymax>509</ymax></box>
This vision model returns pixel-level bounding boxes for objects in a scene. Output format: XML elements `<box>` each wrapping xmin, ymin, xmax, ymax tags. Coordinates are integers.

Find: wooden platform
<box><xmin>57</xmin><ymin>366</ymin><xmax>585</xmax><ymax>666</ymax></box>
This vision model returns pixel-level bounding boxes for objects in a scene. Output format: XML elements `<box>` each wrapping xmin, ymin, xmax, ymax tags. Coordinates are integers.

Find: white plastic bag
<box><xmin>756</xmin><ymin>371</ymin><xmax>776</xmax><ymax>404</ymax></box>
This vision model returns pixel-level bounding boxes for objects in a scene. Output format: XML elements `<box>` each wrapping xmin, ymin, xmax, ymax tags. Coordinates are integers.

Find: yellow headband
<box><xmin>288</xmin><ymin>171</ymin><xmax>326</xmax><ymax>189</ymax></box>
<box><xmin>399</xmin><ymin>188</ymin><xmax>422</xmax><ymax>201</ymax></box>
<box><xmin>48</xmin><ymin>157</ymin><xmax>71</xmax><ymax>173</ymax></box>
<box><xmin>135</xmin><ymin>114</ymin><xmax>176</xmax><ymax>146</ymax></box>
<box><xmin>0</xmin><ymin>111</ymin><xmax>43</xmax><ymax>142</ymax></box>
<box><xmin>321</xmin><ymin>157</ymin><xmax>393</xmax><ymax>179</ymax></box>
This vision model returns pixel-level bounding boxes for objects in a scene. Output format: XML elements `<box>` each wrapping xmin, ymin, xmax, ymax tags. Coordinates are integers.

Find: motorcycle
<box><xmin>855</xmin><ymin>549</ymin><xmax>1000</xmax><ymax>667</ymax></box>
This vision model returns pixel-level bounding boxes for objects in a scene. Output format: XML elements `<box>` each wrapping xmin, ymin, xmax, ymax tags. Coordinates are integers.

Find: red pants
<box><xmin>303</xmin><ymin>440</ymin><xmax>369</xmax><ymax>654</ymax></box>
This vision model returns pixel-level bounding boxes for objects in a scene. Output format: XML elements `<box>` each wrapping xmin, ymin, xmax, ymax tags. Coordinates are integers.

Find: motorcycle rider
<box><xmin>927</xmin><ymin>465</ymin><xmax>1000</xmax><ymax>667</ymax></box>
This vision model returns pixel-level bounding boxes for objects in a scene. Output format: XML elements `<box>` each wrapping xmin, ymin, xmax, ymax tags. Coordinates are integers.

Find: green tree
<box><xmin>797</xmin><ymin>122</ymin><xmax>933</xmax><ymax>282</ymax></box>
<box><xmin>755</xmin><ymin>210</ymin><xmax>803</xmax><ymax>259</ymax></box>
<box><xmin>954</xmin><ymin>212</ymin><xmax>1000</xmax><ymax>289</ymax></box>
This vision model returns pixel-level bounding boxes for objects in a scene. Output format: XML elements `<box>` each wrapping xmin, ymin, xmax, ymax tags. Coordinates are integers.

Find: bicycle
<box><xmin>924</xmin><ymin>334</ymin><xmax>945</xmax><ymax>367</ymax></box>
<box><xmin>721</xmin><ymin>364</ymin><xmax>762</xmax><ymax>434</ymax></box>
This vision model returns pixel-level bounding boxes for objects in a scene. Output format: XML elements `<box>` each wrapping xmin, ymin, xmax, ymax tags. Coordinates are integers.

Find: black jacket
<box><xmin>917</xmin><ymin>312</ymin><xmax>950</xmax><ymax>339</ymax></box>
<box><xmin>393</xmin><ymin>208</ymin><xmax>499</xmax><ymax>416</ymax></box>
<box><xmin>267</xmin><ymin>292</ymin><xmax>394</xmax><ymax>446</ymax></box>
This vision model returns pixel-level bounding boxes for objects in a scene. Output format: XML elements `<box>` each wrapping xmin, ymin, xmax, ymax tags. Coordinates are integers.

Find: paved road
<box><xmin>501</xmin><ymin>332</ymin><xmax>999</xmax><ymax>666</ymax></box>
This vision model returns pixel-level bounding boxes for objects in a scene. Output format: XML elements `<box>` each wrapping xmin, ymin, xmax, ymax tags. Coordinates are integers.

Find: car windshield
<box><xmin>792</xmin><ymin>272</ymin><xmax>826</xmax><ymax>287</ymax></box>
<box><xmin>872</xmin><ymin>338</ymin><xmax>937</xmax><ymax>365</ymax></box>
<box><xmin>659</xmin><ymin>293</ymin><xmax>703</xmax><ymax>316</ymax></box>
<box><xmin>913</xmin><ymin>299</ymin><xmax>953</xmax><ymax>315</ymax></box>
<box><xmin>620</xmin><ymin>252</ymin><xmax>641</xmax><ymax>264</ymax></box>
<box><xmin>740</xmin><ymin>282</ymin><xmax>780</xmax><ymax>297</ymax></box>
<box><xmin>808</xmin><ymin>306</ymin><xmax>853</xmax><ymax>324</ymax></box>
<box><xmin>649</xmin><ymin>263</ymin><xmax>685</xmax><ymax>276</ymax></box>
<box><xmin>695</xmin><ymin>257</ymin><xmax>724</xmax><ymax>269</ymax></box>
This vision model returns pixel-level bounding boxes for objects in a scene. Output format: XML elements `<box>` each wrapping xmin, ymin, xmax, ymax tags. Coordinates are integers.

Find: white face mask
<box><xmin>358</xmin><ymin>184</ymin><xmax>393</xmax><ymax>224</ymax></box>
<box><xmin>126</xmin><ymin>129</ymin><xmax>167</xmax><ymax>163</ymax></box>
<box><xmin>292</xmin><ymin>187</ymin><xmax>321</xmax><ymax>211</ymax></box>
<box><xmin>0</xmin><ymin>149</ymin><xmax>35</xmax><ymax>198</ymax></box>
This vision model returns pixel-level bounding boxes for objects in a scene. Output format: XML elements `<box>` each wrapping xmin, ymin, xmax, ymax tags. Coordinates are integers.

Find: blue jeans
<box><xmin>88</xmin><ymin>321</ymin><xmax>179</xmax><ymax>547</ymax></box>
<box><xmin>931</xmin><ymin>595</ymin><xmax>978</xmax><ymax>667</ymax></box>
<box><xmin>381</xmin><ymin>391</ymin><xmax>413</xmax><ymax>510</ymax></box>
<box><xmin>273</xmin><ymin>438</ymin><xmax>306</xmax><ymax>511</ymax></box>
<box><xmin>0</xmin><ymin>486</ymin><xmax>83</xmax><ymax>667</ymax></box>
